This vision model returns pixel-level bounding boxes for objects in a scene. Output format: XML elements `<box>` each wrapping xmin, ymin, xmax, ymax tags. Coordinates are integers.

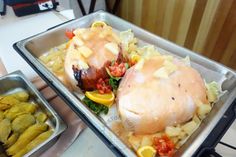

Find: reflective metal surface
<box><xmin>0</xmin><ymin>71</ymin><xmax>66</xmax><ymax>157</ymax></box>
<box><xmin>14</xmin><ymin>11</ymin><xmax>236</xmax><ymax>157</ymax></box>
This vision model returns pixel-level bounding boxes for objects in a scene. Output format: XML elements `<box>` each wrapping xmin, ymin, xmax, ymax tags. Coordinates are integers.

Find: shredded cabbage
<box><xmin>163</xmin><ymin>55</ymin><xmax>174</xmax><ymax>62</ymax></box>
<box><xmin>138</xmin><ymin>45</ymin><xmax>160</xmax><ymax>59</ymax></box>
<box><xmin>164</xmin><ymin>60</ymin><xmax>177</xmax><ymax>74</ymax></box>
<box><xmin>197</xmin><ymin>103</ymin><xmax>212</xmax><ymax>119</ymax></box>
<box><xmin>206</xmin><ymin>81</ymin><xmax>219</xmax><ymax>103</ymax></box>
<box><xmin>153</xmin><ymin>67</ymin><xmax>169</xmax><ymax>79</ymax></box>
<box><xmin>119</xmin><ymin>29</ymin><xmax>135</xmax><ymax>51</ymax></box>
<box><xmin>135</xmin><ymin>58</ymin><xmax>145</xmax><ymax>71</ymax></box>
<box><xmin>182</xmin><ymin>56</ymin><xmax>190</xmax><ymax>66</ymax></box>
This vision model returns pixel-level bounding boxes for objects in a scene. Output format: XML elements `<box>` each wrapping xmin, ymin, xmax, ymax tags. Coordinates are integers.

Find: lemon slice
<box><xmin>91</xmin><ymin>21</ymin><xmax>107</xmax><ymax>28</ymax></box>
<box><xmin>137</xmin><ymin>146</ymin><xmax>156</xmax><ymax>157</ymax></box>
<box><xmin>85</xmin><ymin>91</ymin><xmax>114</xmax><ymax>107</ymax></box>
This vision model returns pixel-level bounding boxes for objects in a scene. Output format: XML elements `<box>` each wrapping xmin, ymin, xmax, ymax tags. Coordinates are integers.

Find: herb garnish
<box><xmin>109</xmin><ymin>77</ymin><xmax>120</xmax><ymax>90</ymax></box>
<box><xmin>82</xmin><ymin>96</ymin><xmax>109</xmax><ymax>115</ymax></box>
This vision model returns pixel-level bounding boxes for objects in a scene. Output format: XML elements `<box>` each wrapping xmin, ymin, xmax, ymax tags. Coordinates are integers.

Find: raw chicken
<box><xmin>64</xmin><ymin>26</ymin><xmax>121</xmax><ymax>91</ymax></box>
<box><xmin>117</xmin><ymin>56</ymin><xmax>208</xmax><ymax>134</ymax></box>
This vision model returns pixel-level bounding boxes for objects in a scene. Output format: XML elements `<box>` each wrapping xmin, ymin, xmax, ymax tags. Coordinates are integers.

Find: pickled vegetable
<box><xmin>0</xmin><ymin>91</ymin><xmax>53</xmax><ymax>156</ymax></box>
<box><xmin>8</xmin><ymin>91</ymin><xmax>29</xmax><ymax>102</ymax></box>
<box><xmin>6</xmin><ymin>123</ymin><xmax>48</xmax><ymax>156</ymax></box>
<box><xmin>35</xmin><ymin>112</ymin><xmax>47</xmax><ymax>123</ymax></box>
<box><xmin>0</xmin><ymin>96</ymin><xmax>20</xmax><ymax>111</ymax></box>
<box><xmin>4</xmin><ymin>103</ymin><xmax>36</xmax><ymax>120</ymax></box>
<box><xmin>0</xmin><ymin>119</ymin><xmax>11</xmax><ymax>143</ymax></box>
<box><xmin>0</xmin><ymin>111</ymin><xmax>4</xmax><ymax>121</ymax></box>
<box><xmin>4</xmin><ymin>133</ymin><xmax>19</xmax><ymax>148</ymax></box>
<box><xmin>12</xmin><ymin>114</ymin><xmax>36</xmax><ymax>133</ymax></box>
<box><xmin>13</xmin><ymin>130</ymin><xmax>53</xmax><ymax>157</ymax></box>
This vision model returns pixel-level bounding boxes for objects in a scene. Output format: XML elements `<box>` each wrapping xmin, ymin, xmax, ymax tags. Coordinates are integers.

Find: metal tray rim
<box><xmin>0</xmin><ymin>71</ymin><xmax>67</xmax><ymax>156</ymax></box>
<box><xmin>13</xmin><ymin>10</ymin><xmax>236</xmax><ymax>157</ymax></box>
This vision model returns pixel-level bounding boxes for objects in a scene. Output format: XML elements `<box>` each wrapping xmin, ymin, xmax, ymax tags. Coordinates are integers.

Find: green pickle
<box><xmin>0</xmin><ymin>119</ymin><xmax>11</xmax><ymax>143</ymax></box>
<box><xmin>4</xmin><ymin>133</ymin><xmax>19</xmax><ymax>148</ymax></box>
<box><xmin>35</xmin><ymin>112</ymin><xmax>47</xmax><ymax>123</ymax></box>
<box><xmin>12</xmin><ymin>114</ymin><xmax>36</xmax><ymax>133</ymax></box>
<box><xmin>13</xmin><ymin>130</ymin><xmax>53</xmax><ymax>157</ymax></box>
<box><xmin>6</xmin><ymin>123</ymin><xmax>48</xmax><ymax>156</ymax></box>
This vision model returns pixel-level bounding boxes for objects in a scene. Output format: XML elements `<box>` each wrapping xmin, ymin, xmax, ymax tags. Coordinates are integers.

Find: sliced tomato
<box><xmin>153</xmin><ymin>135</ymin><xmax>175</xmax><ymax>157</ymax></box>
<box><xmin>96</xmin><ymin>78</ymin><xmax>112</xmax><ymax>94</ymax></box>
<box><xmin>108</xmin><ymin>62</ymin><xmax>126</xmax><ymax>77</ymax></box>
<box><xmin>65</xmin><ymin>29</ymin><xmax>75</xmax><ymax>39</ymax></box>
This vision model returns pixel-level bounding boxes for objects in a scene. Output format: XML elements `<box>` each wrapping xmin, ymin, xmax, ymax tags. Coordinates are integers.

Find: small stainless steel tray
<box><xmin>0</xmin><ymin>71</ymin><xmax>66</xmax><ymax>157</ymax></box>
<box><xmin>13</xmin><ymin>11</ymin><xmax>236</xmax><ymax>157</ymax></box>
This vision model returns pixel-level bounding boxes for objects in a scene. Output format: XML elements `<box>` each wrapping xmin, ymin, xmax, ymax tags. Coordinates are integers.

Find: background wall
<box><xmin>117</xmin><ymin>0</ymin><xmax>236</xmax><ymax>69</ymax></box>
<box><xmin>58</xmin><ymin>0</ymin><xmax>105</xmax><ymax>18</ymax></box>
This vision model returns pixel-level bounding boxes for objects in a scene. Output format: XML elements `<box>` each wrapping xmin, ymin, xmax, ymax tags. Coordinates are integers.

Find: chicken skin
<box><xmin>117</xmin><ymin>56</ymin><xmax>208</xmax><ymax>134</ymax></box>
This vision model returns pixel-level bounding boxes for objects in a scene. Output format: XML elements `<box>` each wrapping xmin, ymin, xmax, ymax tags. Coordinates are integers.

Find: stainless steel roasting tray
<box><xmin>0</xmin><ymin>71</ymin><xmax>66</xmax><ymax>156</ymax></box>
<box><xmin>13</xmin><ymin>10</ymin><xmax>236</xmax><ymax>157</ymax></box>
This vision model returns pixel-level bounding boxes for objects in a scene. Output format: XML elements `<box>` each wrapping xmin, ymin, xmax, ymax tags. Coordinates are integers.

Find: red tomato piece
<box><xmin>108</xmin><ymin>62</ymin><xmax>126</xmax><ymax>77</ymax></box>
<box><xmin>65</xmin><ymin>29</ymin><xmax>75</xmax><ymax>39</ymax></box>
<box><xmin>153</xmin><ymin>135</ymin><xmax>175</xmax><ymax>157</ymax></box>
<box><xmin>96</xmin><ymin>78</ymin><xmax>112</xmax><ymax>94</ymax></box>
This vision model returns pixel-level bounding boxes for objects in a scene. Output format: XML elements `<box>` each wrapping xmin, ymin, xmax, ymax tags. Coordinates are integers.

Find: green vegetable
<box><xmin>82</xmin><ymin>96</ymin><xmax>109</xmax><ymax>115</ymax></box>
<box><xmin>124</xmin><ymin>63</ymin><xmax>129</xmax><ymax>69</ymax></box>
<box><xmin>111</xmin><ymin>60</ymin><xmax>116</xmax><ymax>66</ymax></box>
<box><xmin>105</xmin><ymin>67</ymin><xmax>121</xmax><ymax>91</ymax></box>
<box><xmin>109</xmin><ymin>78</ymin><xmax>120</xmax><ymax>90</ymax></box>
